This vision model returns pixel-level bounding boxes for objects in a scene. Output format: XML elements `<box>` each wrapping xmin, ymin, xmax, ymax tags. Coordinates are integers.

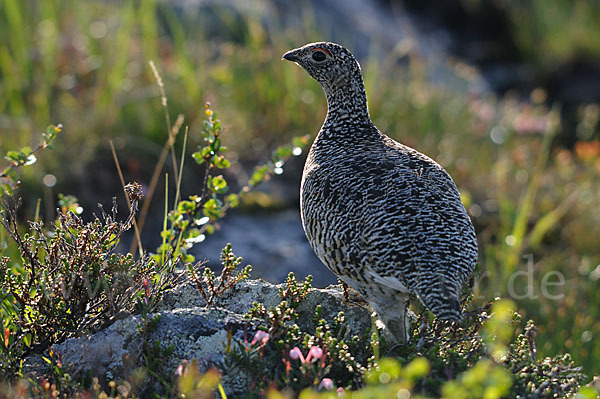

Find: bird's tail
<box><xmin>416</xmin><ymin>276</ymin><xmax>463</xmax><ymax>322</ymax></box>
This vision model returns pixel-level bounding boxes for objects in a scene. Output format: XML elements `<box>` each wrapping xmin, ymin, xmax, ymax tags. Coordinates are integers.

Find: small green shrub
<box><xmin>0</xmin><ymin>183</ymin><xmax>177</xmax><ymax>379</ymax></box>
<box><xmin>154</xmin><ymin>102</ymin><xmax>309</xmax><ymax>266</ymax></box>
<box><xmin>0</xmin><ymin>124</ymin><xmax>62</xmax><ymax>197</ymax></box>
<box><xmin>188</xmin><ymin>243</ymin><xmax>252</xmax><ymax>306</ymax></box>
<box><xmin>231</xmin><ymin>272</ymin><xmax>372</xmax><ymax>395</ymax></box>
<box><xmin>289</xmin><ymin>301</ymin><xmax>591</xmax><ymax>399</ymax></box>
<box><xmin>0</xmin><ymin>70</ymin><xmax>310</xmax><ymax>395</ymax></box>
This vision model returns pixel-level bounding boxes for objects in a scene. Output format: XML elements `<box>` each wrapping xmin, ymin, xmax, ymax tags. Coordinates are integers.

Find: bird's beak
<box><xmin>282</xmin><ymin>50</ymin><xmax>300</xmax><ymax>62</ymax></box>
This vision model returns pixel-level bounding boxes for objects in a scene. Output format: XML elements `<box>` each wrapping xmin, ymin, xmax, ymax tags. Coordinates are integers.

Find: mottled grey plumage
<box><xmin>283</xmin><ymin>42</ymin><xmax>478</xmax><ymax>342</ymax></box>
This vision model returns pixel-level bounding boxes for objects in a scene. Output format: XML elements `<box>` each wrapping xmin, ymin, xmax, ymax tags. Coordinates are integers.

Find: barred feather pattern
<box><xmin>283</xmin><ymin>42</ymin><xmax>478</xmax><ymax>342</ymax></box>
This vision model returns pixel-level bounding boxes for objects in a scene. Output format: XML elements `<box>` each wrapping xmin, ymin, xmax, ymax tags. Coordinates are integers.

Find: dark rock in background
<box><xmin>191</xmin><ymin>209</ymin><xmax>338</xmax><ymax>287</ymax></box>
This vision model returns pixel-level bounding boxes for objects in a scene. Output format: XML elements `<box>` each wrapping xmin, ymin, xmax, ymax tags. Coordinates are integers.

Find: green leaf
<box><xmin>208</xmin><ymin>175</ymin><xmax>228</xmax><ymax>194</ymax></box>
<box><xmin>192</xmin><ymin>152</ymin><xmax>204</xmax><ymax>164</ymax></box>
<box><xmin>213</xmin><ymin>137</ymin><xmax>222</xmax><ymax>152</ymax></box>
<box><xmin>5</xmin><ymin>152</ymin><xmax>29</xmax><ymax>166</ymax></box>
<box><xmin>249</xmin><ymin>165</ymin><xmax>270</xmax><ymax>186</ymax></box>
<box><xmin>5</xmin><ymin>151</ymin><xmax>20</xmax><ymax>160</ymax></box>
<box><xmin>272</xmin><ymin>145</ymin><xmax>292</xmax><ymax>162</ymax></box>
<box><xmin>157</xmin><ymin>243</ymin><xmax>172</xmax><ymax>255</ymax></box>
<box><xmin>181</xmin><ymin>253</ymin><xmax>195</xmax><ymax>264</ymax></box>
<box><xmin>160</xmin><ymin>230</ymin><xmax>173</xmax><ymax>240</ymax></box>
<box><xmin>168</xmin><ymin>211</ymin><xmax>183</xmax><ymax>223</ymax></box>
<box><xmin>225</xmin><ymin>194</ymin><xmax>239</xmax><ymax>208</ymax></box>
<box><xmin>202</xmin><ymin>198</ymin><xmax>223</xmax><ymax>219</ymax></box>
<box><xmin>192</xmin><ymin>147</ymin><xmax>213</xmax><ymax>164</ymax></box>
<box><xmin>0</xmin><ymin>170</ymin><xmax>18</xmax><ymax>195</ymax></box>
<box><xmin>184</xmin><ymin>228</ymin><xmax>203</xmax><ymax>239</ymax></box>
<box><xmin>23</xmin><ymin>333</ymin><xmax>32</xmax><ymax>347</ymax></box>
<box><xmin>42</xmin><ymin>124</ymin><xmax>62</xmax><ymax>148</ymax></box>
<box><xmin>177</xmin><ymin>200</ymin><xmax>196</xmax><ymax>213</ymax></box>
<box><xmin>177</xmin><ymin>219</ymin><xmax>190</xmax><ymax>230</ymax></box>
<box><xmin>292</xmin><ymin>135</ymin><xmax>310</xmax><ymax>149</ymax></box>
<box><xmin>11</xmin><ymin>147</ymin><xmax>37</xmax><ymax>166</ymax></box>
<box><xmin>213</xmin><ymin>155</ymin><xmax>231</xmax><ymax>169</ymax></box>
<box><xmin>0</xmin><ymin>182</ymin><xmax>14</xmax><ymax>196</ymax></box>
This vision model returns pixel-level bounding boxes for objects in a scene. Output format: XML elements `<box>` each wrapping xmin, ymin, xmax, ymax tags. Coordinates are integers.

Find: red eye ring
<box><xmin>311</xmin><ymin>47</ymin><xmax>331</xmax><ymax>57</ymax></box>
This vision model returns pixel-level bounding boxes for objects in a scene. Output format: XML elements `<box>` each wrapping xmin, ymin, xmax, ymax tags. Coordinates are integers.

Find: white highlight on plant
<box><xmin>195</xmin><ymin>216</ymin><xmax>210</xmax><ymax>225</ymax></box>
<box><xmin>186</xmin><ymin>234</ymin><xmax>206</xmax><ymax>245</ymax></box>
<box><xmin>274</xmin><ymin>160</ymin><xmax>284</xmax><ymax>175</ymax></box>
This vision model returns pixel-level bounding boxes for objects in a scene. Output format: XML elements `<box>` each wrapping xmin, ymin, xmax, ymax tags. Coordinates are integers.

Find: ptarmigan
<box><xmin>283</xmin><ymin>42</ymin><xmax>478</xmax><ymax>342</ymax></box>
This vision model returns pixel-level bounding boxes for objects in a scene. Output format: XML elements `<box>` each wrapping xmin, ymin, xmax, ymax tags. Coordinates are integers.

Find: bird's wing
<box><xmin>364</xmin><ymin>266</ymin><xmax>410</xmax><ymax>293</ymax></box>
<box><xmin>364</xmin><ymin>159</ymin><xmax>477</xmax><ymax>321</ymax></box>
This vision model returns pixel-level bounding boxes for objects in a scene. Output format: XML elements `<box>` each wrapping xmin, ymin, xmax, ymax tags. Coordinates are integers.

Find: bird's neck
<box><xmin>323</xmin><ymin>77</ymin><xmax>372</xmax><ymax>127</ymax></box>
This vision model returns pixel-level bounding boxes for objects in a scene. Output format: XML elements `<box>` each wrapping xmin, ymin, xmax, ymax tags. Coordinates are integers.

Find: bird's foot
<box><xmin>339</xmin><ymin>279</ymin><xmax>368</xmax><ymax>307</ymax></box>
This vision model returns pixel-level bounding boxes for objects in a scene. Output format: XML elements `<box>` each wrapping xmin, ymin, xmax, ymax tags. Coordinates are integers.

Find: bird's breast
<box><xmin>300</xmin><ymin>157</ymin><xmax>376</xmax><ymax>275</ymax></box>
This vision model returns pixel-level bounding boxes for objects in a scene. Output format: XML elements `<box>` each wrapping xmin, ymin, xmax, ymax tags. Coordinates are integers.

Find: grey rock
<box><xmin>24</xmin><ymin>278</ymin><xmax>373</xmax><ymax>396</ymax></box>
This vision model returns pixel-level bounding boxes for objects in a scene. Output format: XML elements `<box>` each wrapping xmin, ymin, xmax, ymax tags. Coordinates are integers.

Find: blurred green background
<box><xmin>0</xmin><ymin>0</ymin><xmax>599</xmax><ymax>377</ymax></box>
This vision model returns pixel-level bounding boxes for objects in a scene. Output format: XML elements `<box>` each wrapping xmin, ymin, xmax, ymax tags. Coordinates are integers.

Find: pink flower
<box><xmin>289</xmin><ymin>347</ymin><xmax>305</xmax><ymax>363</ymax></box>
<box><xmin>318</xmin><ymin>378</ymin><xmax>334</xmax><ymax>391</ymax></box>
<box><xmin>306</xmin><ymin>346</ymin><xmax>323</xmax><ymax>362</ymax></box>
<box><xmin>289</xmin><ymin>346</ymin><xmax>324</xmax><ymax>364</ymax></box>
<box><xmin>250</xmin><ymin>330</ymin><xmax>270</xmax><ymax>346</ymax></box>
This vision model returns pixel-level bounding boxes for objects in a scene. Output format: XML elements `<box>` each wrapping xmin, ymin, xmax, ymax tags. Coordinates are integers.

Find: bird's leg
<box><xmin>374</xmin><ymin>294</ymin><xmax>411</xmax><ymax>346</ymax></box>
<box><xmin>338</xmin><ymin>278</ymin><xmax>368</xmax><ymax>307</ymax></box>
<box><xmin>384</xmin><ymin>300</ymin><xmax>412</xmax><ymax>356</ymax></box>
<box><xmin>341</xmin><ymin>279</ymin><xmax>350</xmax><ymax>301</ymax></box>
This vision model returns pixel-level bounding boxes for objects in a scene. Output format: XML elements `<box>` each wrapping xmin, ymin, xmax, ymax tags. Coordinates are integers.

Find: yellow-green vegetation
<box><xmin>1</xmin><ymin>0</ymin><xmax>600</xmax><ymax>397</ymax></box>
<box><xmin>213</xmin><ymin>294</ymin><xmax>588</xmax><ymax>398</ymax></box>
<box><xmin>497</xmin><ymin>0</ymin><xmax>600</xmax><ymax>71</ymax></box>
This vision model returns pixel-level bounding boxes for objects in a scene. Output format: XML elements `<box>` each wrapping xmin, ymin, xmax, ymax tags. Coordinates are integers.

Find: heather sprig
<box><xmin>1</xmin><ymin>124</ymin><xmax>62</xmax><ymax>196</ymax></box>
<box><xmin>154</xmin><ymin>102</ymin><xmax>309</xmax><ymax>266</ymax></box>
<box><xmin>187</xmin><ymin>243</ymin><xmax>252</xmax><ymax>306</ymax></box>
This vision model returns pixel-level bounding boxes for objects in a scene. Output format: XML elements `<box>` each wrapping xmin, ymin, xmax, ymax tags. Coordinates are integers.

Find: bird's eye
<box><xmin>312</xmin><ymin>51</ymin><xmax>327</xmax><ymax>62</ymax></box>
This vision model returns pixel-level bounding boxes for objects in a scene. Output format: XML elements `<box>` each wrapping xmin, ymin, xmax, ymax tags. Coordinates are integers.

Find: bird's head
<box><xmin>282</xmin><ymin>42</ymin><xmax>363</xmax><ymax>94</ymax></box>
